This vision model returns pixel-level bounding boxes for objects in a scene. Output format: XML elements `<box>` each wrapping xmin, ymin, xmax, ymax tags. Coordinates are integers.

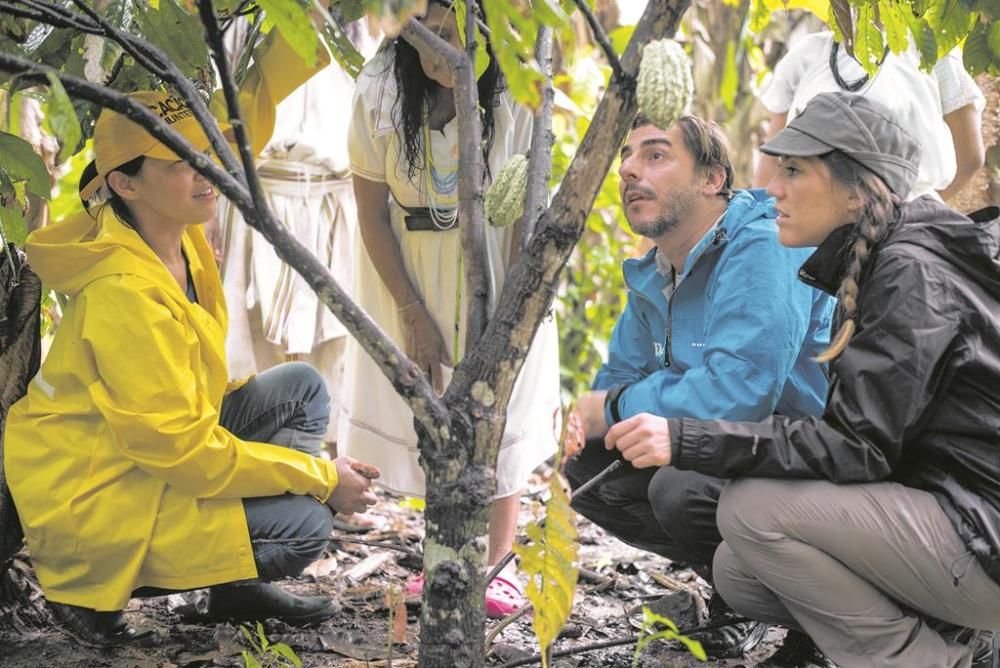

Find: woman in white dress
<box><xmin>340</xmin><ymin>0</ymin><xmax>561</xmax><ymax>616</ymax></box>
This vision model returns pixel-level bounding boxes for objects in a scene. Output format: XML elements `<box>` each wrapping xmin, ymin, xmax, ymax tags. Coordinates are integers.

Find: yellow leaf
<box><xmin>513</xmin><ymin>473</ymin><xmax>579</xmax><ymax>667</ymax></box>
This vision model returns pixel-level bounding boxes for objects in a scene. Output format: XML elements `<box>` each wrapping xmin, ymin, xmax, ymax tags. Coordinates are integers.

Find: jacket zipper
<box><xmin>625</xmin><ymin>227</ymin><xmax>729</xmax><ymax>370</ymax></box>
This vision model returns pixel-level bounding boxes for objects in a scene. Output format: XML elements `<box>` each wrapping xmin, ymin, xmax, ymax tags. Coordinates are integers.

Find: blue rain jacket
<box><xmin>595</xmin><ymin>189</ymin><xmax>833</xmax><ymax>425</ymax></box>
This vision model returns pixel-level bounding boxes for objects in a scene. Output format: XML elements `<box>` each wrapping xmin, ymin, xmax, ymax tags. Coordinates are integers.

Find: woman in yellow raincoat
<box><xmin>3</xmin><ymin>26</ymin><xmax>378</xmax><ymax>646</ymax></box>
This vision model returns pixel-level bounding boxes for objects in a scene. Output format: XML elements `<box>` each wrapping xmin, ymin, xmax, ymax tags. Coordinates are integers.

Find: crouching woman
<box><xmin>3</xmin><ymin>30</ymin><xmax>378</xmax><ymax>647</ymax></box>
<box><xmin>603</xmin><ymin>92</ymin><xmax>1000</xmax><ymax>667</ymax></box>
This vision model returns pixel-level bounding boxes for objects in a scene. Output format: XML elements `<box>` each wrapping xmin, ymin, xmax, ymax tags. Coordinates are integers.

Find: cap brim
<box><xmin>79</xmin><ymin>160</ymin><xmax>104</xmax><ymax>201</ymax></box>
<box><xmin>760</xmin><ymin>125</ymin><xmax>836</xmax><ymax>158</ymax></box>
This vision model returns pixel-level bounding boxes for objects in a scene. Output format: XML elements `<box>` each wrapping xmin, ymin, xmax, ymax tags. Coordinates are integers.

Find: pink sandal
<box><xmin>485</xmin><ymin>574</ymin><xmax>525</xmax><ymax>618</ymax></box>
<box><xmin>404</xmin><ymin>573</ymin><xmax>525</xmax><ymax>617</ymax></box>
<box><xmin>404</xmin><ymin>574</ymin><xmax>424</xmax><ymax>599</ymax></box>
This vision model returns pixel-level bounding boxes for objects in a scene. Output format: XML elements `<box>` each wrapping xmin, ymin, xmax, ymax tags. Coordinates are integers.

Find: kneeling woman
<box><xmin>603</xmin><ymin>92</ymin><xmax>1000</xmax><ymax>667</ymax></box>
<box><xmin>4</xmin><ymin>30</ymin><xmax>378</xmax><ymax>647</ymax></box>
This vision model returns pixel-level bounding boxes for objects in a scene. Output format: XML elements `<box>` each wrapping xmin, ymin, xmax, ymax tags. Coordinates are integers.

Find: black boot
<box><xmin>207</xmin><ymin>582</ymin><xmax>338</xmax><ymax>627</ymax></box>
<box><xmin>689</xmin><ymin>593</ymin><xmax>770</xmax><ymax>659</ymax></box>
<box><xmin>48</xmin><ymin>601</ymin><xmax>159</xmax><ymax>648</ymax></box>
<box><xmin>759</xmin><ymin>630</ymin><xmax>837</xmax><ymax>667</ymax></box>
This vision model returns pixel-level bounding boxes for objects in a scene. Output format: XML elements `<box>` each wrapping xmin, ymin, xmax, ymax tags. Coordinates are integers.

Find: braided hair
<box><xmin>815</xmin><ymin>151</ymin><xmax>902</xmax><ymax>363</ymax></box>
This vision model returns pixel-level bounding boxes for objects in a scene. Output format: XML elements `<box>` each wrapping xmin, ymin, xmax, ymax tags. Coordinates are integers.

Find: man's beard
<box><xmin>625</xmin><ymin>186</ymin><xmax>696</xmax><ymax>239</ymax></box>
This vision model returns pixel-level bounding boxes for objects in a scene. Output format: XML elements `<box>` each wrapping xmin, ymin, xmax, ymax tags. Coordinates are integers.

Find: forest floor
<box><xmin>0</xmin><ymin>468</ymin><xmax>786</xmax><ymax>668</ymax></box>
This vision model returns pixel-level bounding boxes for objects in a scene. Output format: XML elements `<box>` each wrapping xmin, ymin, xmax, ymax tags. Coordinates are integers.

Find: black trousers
<box><xmin>565</xmin><ymin>438</ymin><xmax>726</xmax><ymax>573</ymax></box>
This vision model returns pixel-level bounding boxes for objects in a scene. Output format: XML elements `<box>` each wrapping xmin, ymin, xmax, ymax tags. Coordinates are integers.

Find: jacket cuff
<box><xmin>673</xmin><ymin>418</ymin><xmax>708</xmax><ymax>472</ymax></box>
<box><xmin>603</xmin><ymin>384</ymin><xmax>628</xmax><ymax>426</ymax></box>
<box><xmin>667</xmin><ymin>418</ymin><xmax>684</xmax><ymax>468</ymax></box>
<box><xmin>313</xmin><ymin>459</ymin><xmax>340</xmax><ymax>504</ymax></box>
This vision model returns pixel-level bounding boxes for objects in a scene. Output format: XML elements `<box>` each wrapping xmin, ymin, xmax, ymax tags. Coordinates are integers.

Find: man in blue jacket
<box><xmin>568</xmin><ymin>114</ymin><xmax>834</xmax><ymax>659</ymax></box>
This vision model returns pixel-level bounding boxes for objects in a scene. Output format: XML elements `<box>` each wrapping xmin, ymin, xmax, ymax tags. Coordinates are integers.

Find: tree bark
<box><xmin>417</xmin><ymin>2</ymin><xmax>690</xmax><ymax>665</ymax></box>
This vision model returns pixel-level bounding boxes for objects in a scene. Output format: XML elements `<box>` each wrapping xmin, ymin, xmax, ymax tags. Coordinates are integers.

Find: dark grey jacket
<box><xmin>669</xmin><ymin>197</ymin><xmax>1000</xmax><ymax>584</ymax></box>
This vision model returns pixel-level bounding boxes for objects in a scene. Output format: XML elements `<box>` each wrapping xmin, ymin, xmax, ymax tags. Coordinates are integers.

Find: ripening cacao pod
<box><xmin>484</xmin><ymin>153</ymin><xmax>528</xmax><ymax>228</ymax></box>
<box><xmin>637</xmin><ymin>39</ymin><xmax>694</xmax><ymax>131</ymax></box>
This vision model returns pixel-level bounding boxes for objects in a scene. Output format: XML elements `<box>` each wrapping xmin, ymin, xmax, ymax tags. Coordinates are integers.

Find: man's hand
<box><xmin>605</xmin><ymin>413</ymin><xmax>672</xmax><ymax>468</ymax></box>
<box><xmin>326</xmin><ymin>456</ymin><xmax>379</xmax><ymax>515</ymax></box>
<box><xmin>577</xmin><ymin>390</ymin><xmax>610</xmax><ymax>439</ymax></box>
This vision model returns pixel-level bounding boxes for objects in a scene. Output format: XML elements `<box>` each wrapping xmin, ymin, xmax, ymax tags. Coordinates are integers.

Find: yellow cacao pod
<box><xmin>637</xmin><ymin>39</ymin><xmax>694</xmax><ymax>131</ymax></box>
<box><xmin>484</xmin><ymin>153</ymin><xmax>529</xmax><ymax>228</ymax></box>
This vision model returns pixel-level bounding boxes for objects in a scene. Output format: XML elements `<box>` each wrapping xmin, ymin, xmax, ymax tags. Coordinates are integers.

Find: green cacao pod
<box><xmin>637</xmin><ymin>39</ymin><xmax>694</xmax><ymax>131</ymax></box>
<box><xmin>484</xmin><ymin>153</ymin><xmax>529</xmax><ymax>228</ymax></box>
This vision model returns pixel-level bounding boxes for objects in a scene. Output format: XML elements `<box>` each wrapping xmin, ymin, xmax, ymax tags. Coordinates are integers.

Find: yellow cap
<box><xmin>80</xmin><ymin>90</ymin><xmax>231</xmax><ymax>201</ymax></box>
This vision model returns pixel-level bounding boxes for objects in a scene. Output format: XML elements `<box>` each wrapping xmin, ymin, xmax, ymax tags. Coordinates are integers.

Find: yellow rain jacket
<box><xmin>3</xmin><ymin>32</ymin><xmax>337</xmax><ymax>611</ymax></box>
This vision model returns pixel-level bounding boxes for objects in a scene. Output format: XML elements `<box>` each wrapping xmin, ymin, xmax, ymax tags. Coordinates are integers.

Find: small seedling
<box><xmin>632</xmin><ymin>606</ymin><xmax>707</xmax><ymax>666</ymax></box>
<box><xmin>240</xmin><ymin>622</ymin><xmax>302</xmax><ymax>668</ymax></box>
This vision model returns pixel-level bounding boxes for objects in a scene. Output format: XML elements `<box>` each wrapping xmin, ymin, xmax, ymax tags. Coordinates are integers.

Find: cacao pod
<box><xmin>637</xmin><ymin>39</ymin><xmax>694</xmax><ymax>131</ymax></box>
<box><xmin>484</xmin><ymin>153</ymin><xmax>529</xmax><ymax>228</ymax></box>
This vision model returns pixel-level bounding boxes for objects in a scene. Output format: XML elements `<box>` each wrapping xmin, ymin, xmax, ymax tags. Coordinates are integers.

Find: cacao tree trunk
<box><xmin>415</xmin><ymin>1</ymin><xmax>691</xmax><ymax>664</ymax></box>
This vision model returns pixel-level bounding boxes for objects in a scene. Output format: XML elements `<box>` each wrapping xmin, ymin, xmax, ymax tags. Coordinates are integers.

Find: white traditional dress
<box><xmin>339</xmin><ymin>47</ymin><xmax>561</xmax><ymax>497</ymax></box>
<box><xmin>220</xmin><ymin>37</ymin><xmax>377</xmax><ymax>442</ymax></box>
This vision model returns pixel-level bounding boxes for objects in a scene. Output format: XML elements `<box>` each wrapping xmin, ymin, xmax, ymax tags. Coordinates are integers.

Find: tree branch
<box><xmin>445</xmin><ymin>0</ymin><xmax>690</xmax><ymax>451</ymax></box>
<box><xmin>400</xmin><ymin>17</ymin><xmax>490</xmax><ymax>353</ymax></box>
<box><xmin>0</xmin><ymin>51</ymin><xmax>450</xmax><ymax>430</ymax></box>
<box><xmin>195</xmin><ymin>0</ymin><xmax>268</xmax><ymax>211</ymax></box>
<box><xmin>521</xmin><ymin>26</ymin><xmax>555</xmax><ymax>248</ymax></box>
<box><xmin>571</xmin><ymin>0</ymin><xmax>624</xmax><ymax>82</ymax></box>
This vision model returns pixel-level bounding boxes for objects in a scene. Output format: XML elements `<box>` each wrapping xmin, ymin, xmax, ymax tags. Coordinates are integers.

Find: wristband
<box><xmin>604</xmin><ymin>384</ymin><xmax>627</xmax><ymax>424</ymax></box>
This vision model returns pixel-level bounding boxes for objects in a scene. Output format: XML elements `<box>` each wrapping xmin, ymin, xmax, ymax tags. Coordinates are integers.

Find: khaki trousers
<box><xmin>714</xmin><ymin>478</ymin><xmax>1000</xmax><ymax>668</ymax></box>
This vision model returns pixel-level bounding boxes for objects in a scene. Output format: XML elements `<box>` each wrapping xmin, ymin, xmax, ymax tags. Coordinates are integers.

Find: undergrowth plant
<box><xmin>240</xmin><ymin>622</ymin><xmax>302</xmax><ymax>668</ymax></box>
<box><xmin>632</xmin><ymin>605</ymin><xmax>707</xmax><ymax>666</ymax></box>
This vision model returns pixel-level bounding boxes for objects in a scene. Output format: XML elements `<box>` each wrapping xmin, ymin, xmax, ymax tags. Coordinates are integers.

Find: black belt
<box><xmin>400</xmin><ymin>205</ymin><xmax>458</xmax><ymax>232</ymax></box>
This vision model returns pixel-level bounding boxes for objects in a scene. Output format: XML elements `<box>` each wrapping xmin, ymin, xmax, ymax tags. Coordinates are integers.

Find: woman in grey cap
<box><xmin>598</xmin><ymin>91</ymin><xmax>1000</xmax><ymax>667</ymax></box>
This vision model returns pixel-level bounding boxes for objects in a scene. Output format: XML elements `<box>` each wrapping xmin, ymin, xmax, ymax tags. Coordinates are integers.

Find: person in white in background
<box><xmin>754</xmin><ymin>30</ymin><xmax>985</xmax><ymax>202</ymax></box>
<box><xmin>218</xmin><ymin>20</ymin><xmax>379</xmax><ymax>447</ymax></box>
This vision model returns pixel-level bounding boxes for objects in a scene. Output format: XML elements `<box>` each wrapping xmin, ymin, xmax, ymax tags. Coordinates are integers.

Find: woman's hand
<box><xmin>605</xmin><ymin>413</ymin><xmax>672</xmax><ymax>468</ymax></box>
<box><xmin>326</xmin><ymin>456</ymin><xmax>379</xmax><ymax>515</ymax></box>
<box><xmin>401</xmin><ymin>304</ymin><xmax>453</xmax><ymax>394</ymax></box>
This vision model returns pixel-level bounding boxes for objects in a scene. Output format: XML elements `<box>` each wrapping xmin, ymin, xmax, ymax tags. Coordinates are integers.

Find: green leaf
<box><xmin>608</xmin><ymin>25</ymin><xmax>635</xmax><ymax>55</ymax></box>
<box><xmin>258</xmin><ymin>0</ymin><xmax>319</xmax><ymax>67</ymax></box>
<box><xmin>904</xmin><ymin>15</ymin><xmax>938</xmax><ymax>70</ymax></box>
<box><xmin>878</xmin><ymin>0</ymin><xmax>910</xmax><ymax>54</ymax></box>
<box><xmin>923</xmin><ymin>0</ymin><xmax>976</xmax><ymax>58</ymax></box>
<box><xmin>272</xmin><ymin>643</ymin><xmax>303</xmax><ymax>668</ymax></box>
<box><xmin>338</xmin><ymin>0</ymin><xmax>367</xmax><ymax>22</ymax></box>
<box><xmin>320</xmin><ymin>12</ymin><xmax>365</xmax><ymax>79</ymax></box>
<box><xmin>133</xmin><ymin>0</ymin><xmax>212</xmax><ymax>81</ymax></box>
<box><xmin>719</xmin><ymin>40</ymin><xmax>738</xmax><ymax>114</ymax></box>
<box><xmin>513</xmin><ymin>474</ymin><xmax>579</xmax><ymax>667</ymax></box>
<box><xmin>632</xmin><ymin>606</ymin><xmax>707</xmax><ymax>665</ymax></box>
<box><xmin>854</xmin><ymin>3</ymin><xmax>885</xmax><ymax>75</ymax></box>
<box><xmin>0</xmin><ymin>132</ymin><xmax>50</xmax><ymax>200</ymax></box>
<box><xmin>44</xmin><ymin>74</ymin><xmax>82</xmax><ymax>163</ymax></box>
<box><xmin>0</xmin><ymin>204</ymin><xmax>28</xmax><ymax>246</ymax></box>
<box><xmin>964</xmin><ymin>21</ymin><xmax>993</xmax><ymax>75</ymax></box>
<box><xmin>241</xmin><ymin>651</ymin><xmax>262</xmax><ymax>668</ymax></box>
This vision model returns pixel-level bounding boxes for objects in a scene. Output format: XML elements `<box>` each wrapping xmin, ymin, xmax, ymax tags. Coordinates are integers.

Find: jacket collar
<box><xmin>798</xmin><ymin>224</ymin><xmax>855</xmax><ymax>295</ymax></box>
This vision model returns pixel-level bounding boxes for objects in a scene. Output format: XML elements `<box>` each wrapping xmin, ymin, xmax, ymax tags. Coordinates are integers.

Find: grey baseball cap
<box><xmin>760</xmin><ymin>92</ymin><xmax>921</xmax><ymax>198</ymax></box>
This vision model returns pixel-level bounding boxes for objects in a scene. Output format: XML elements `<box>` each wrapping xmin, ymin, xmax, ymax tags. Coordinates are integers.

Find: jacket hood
<box><xmin>801</xmin><ymin>197</ymin><xmax>1000</xmax><ymax>298</ymax></box>
<box><xmin>26</xmin><ymin>205</ymin><xmax>198</xmax><ymax>298</ymax></box>
<box><xmin>623</xmin><ymin>188</ymin><xmax>775</xmax><ymax>289</ymax></box>
<box><xmin>892</xmin><ymin>199</ymin><xmax>1000</xmax><ymax>299</ymax></box>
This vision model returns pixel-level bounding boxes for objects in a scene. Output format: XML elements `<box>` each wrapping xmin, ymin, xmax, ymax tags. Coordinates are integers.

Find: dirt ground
<box><xmin>0</xmin><ymin>468</ymin><xmax>786</xmax><ymax>668</ymax></box>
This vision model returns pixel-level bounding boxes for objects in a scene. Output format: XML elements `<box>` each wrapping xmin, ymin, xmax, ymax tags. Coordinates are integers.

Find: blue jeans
<box><xmin>219</xmin><ymin>362</ymin><xmax>334</xmax><ymax>582</ymax></box>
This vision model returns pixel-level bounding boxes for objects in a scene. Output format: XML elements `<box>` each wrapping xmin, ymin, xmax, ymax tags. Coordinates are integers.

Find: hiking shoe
<box><xmin>760</xmin><ymin>630</ymin><xmax>837</xmax><ymax>667</ymax></box>
<box><xmin>49</xmin><ymin>601</ymin><xmax>159</xmax><ymax>648</ymax></box>
<box><xmin>948</xmin><ymin>628</ymin><xmax>999</xmax><ymax>668</ymax></box>
<box><xmin>689</xmin><ymin>593</ymin><xmax>769</xmax><ymax>659</ymax></box>
<box><xmin>207</xmin><ymin>582</ymin><xmax>338</xmax><ymax>627</ymax></box>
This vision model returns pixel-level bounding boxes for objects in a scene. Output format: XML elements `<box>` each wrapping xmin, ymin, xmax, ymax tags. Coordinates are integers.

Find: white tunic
<box><xmin>339</xmin><ymin>47</ymin><xmax>561</xmax><ymax>498</ymax></box>
<box><xmin>758</xmin><ymin>31</ymin><xmax>985</xmax><ymax>199</ymax></box>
